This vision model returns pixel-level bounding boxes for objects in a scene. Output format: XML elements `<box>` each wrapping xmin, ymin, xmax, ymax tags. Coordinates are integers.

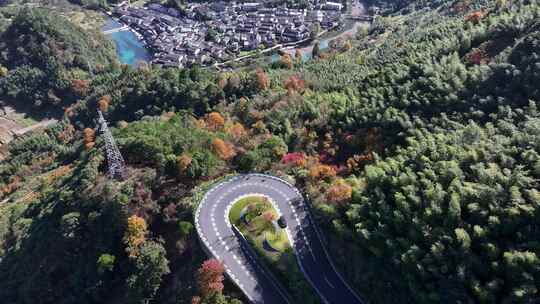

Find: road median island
<box><xmin>229</xmin><ymin>195</ymin><xmax>321</xmax><ymax>304</ymax></box>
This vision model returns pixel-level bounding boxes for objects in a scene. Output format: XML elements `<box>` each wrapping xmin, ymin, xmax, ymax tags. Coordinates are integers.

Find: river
<box><xmin>102</xmin><ymin>18</ymin><xmax>152</xmax><ymax>66</ymax></box>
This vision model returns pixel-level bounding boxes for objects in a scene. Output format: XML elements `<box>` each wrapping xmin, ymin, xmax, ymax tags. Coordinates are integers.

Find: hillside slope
<box><xmin>0</xmin><ymin>8</ymin><xmax>117</xmax><ymax>116</ymax></box>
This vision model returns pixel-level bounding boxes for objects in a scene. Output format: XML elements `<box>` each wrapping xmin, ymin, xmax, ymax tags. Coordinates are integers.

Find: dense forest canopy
<box><xmin>0</xmin><ymin>0</ymin><xmax>539</xmax><ymax>303</ymax></box>
<box><xmin>0</xmin><ymin>7</ymin><xmax>117</xmax><ymax>115</ymax></box>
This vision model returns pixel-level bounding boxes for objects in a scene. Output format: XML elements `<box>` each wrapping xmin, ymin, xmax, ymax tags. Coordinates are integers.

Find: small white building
<box><xmin>323</xmin><ymin>1</ymin><xmax>343</xmax><ymax>10</ymax></box>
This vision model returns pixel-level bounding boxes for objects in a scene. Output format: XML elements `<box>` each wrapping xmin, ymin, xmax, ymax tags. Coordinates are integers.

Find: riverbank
<box><xmin>102</xmin><ymin>17</ymin><xmax>152</xmax><ymax>66</ymax></box>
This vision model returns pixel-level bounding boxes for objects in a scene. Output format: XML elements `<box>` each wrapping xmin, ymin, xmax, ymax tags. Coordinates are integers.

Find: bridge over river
<box><xmin>102</xmin><ymin>24</ymin><xmax>129</xmax><ymax>35</ymax></box>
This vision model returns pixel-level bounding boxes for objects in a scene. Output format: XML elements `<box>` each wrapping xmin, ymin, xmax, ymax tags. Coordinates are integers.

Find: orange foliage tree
<box><xmin>1</xmin><ymin>176</ymin><xmax>21</xmax><ymax>197</ymax></box>
<box><xmin>212</xmin><ymin>138</ymin><xmax>236</xmax><ymax>160</ymax></box>
<box><xmin>71</xmin><ymin>79</ymin><xmax>90</xmax><ymax>96</ymax></box>
<box><xmin>326</xmin><ymin>179</ymin><xmax>353</xmax><ymax>204</ymax></box>
<box><xmin>346</xmin><ymin>153</ymin><xmax>373</xmax><ymax>172</ymax></box>
<box><xmin>98</xmin><ymin>95</ymin><xmax>111</xmax><ymax>112</ymax></box>
<box><xmin>83</xmin><ymin>128</ymin><xmax>96</xmax><ymax>150</ymax></box>
<box><xmin>177</xmin><ymin>153</ymin><xmax>192</xmax><ymax>174</ymax></box>
<box><xmin>196</xmin><ymin>259</ymin><xmax>225</xmax><ymax>297</ymax></box>
<box><xmin>123</xmin><ymin>215</ymin><xmax>148</xmax><ymax>258</ymax></box>
<box><xmin>284</xmin><ymin>75</ymin><xmax>306</xmax><ymax>95</ymax></box>
<box><xmin>309</xmin><ymin>164</ymin><xmax>337</xmax><ymax>180</ymax></box>
<box><xmin>295</xmin><ymin>49</ymin><xmax>302</xmax><ymax>65</ymax></box>
<box><xmin>206</xmin><ymin>112</ymin><xmax>225</xmax><ymax>131</ymax></box>
<box><xmin>228</xmin><ymin>122</ymin><xmax>247</xmax><ymax>140</ymax></box>
<box><xmin>64</xmin><ymin>105</ymin><xmax>75</xmax><ymax>118</ymax></box>
<box><xmin>255</xmin><ymin>68</ymin><xmax>270</xmax><ymax>90</ymax></box>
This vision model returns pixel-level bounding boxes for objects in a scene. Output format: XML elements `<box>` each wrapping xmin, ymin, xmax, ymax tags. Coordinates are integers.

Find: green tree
<box><xmin>178</xmin><ymin>221</ymin><xmax>194</xmax><ymax>237</ymax></box>
<box><xmin>97</xmin><ymin>253</ymin><xmax>116</xmax><ymax>274</ymax></box>
<box><xmin>126</xmin><ymin>240</ymin><xmax>170</xmax><ymax>303</ymax></box>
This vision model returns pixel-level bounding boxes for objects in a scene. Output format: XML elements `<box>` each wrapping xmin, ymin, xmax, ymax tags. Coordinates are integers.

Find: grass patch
<box><xmin>229</xmin><ymin>196</ymin><xmax>288</xmax><ymax>260</ymax></box>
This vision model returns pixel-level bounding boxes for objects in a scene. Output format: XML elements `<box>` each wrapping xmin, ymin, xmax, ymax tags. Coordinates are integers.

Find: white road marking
<box><xmin>325</xmin><ymin>276</ymin><xmax>335</xmax><ymax>288</ymax></box>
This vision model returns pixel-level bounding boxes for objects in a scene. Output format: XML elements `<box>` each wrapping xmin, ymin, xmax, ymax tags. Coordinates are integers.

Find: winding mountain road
<box><xmin>195</xmin><ymin>174</ymin><xmax>364</xmax><ymax>304</ymax></box>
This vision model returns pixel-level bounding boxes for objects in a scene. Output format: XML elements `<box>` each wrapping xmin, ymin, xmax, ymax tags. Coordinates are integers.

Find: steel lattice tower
<box><xmin>97</xmin><ymin>110</ymin><xmax>126</xmax><ymax>180</ymax></box>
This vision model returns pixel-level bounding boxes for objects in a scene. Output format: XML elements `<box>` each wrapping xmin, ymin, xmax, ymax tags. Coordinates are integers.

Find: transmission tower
<box><xmin>97</xmin><ymin>110</ymin><xmax>126</xmax><ymax>180</ymax></box>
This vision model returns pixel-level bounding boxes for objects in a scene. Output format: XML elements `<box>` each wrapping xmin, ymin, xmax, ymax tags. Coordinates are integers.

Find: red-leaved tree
<box><xmin>281</xmin><ymin>152</ymin><xmax>306</xmax><ymax>167</ymax></box>
<box><xmin>465</xmin><ymin>11</ymin><xmax>485</xmax><ymax>23</ymax></box>
<box><xmin>197</xmin><ymin>259</ymin><xmax>225</xmax><ymax>297</ymax></box>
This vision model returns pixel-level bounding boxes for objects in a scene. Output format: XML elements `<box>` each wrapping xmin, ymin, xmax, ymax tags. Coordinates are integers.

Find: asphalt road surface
<box><xmin>195</xmin><ymin>174</ymin><xmax>364</xmax><ymax>304</ymax></box>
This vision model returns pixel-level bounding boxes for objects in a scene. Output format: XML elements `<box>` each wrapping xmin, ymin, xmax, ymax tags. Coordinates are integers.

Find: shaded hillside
<box><xmin>0</xmin><ymin>8</ymin><xmax>117</xmax><ymax>116</ymax></box>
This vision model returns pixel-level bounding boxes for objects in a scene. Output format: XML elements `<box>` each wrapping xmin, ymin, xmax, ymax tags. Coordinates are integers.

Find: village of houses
<box><xmin>111</xmin><ymin>1</ymin><xmax>345</xmax><ymax>67</ymax></box>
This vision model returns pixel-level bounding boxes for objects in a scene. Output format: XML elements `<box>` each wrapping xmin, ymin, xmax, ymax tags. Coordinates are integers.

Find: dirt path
<box><xmin>0</xmin><ymin>106</ymin><xmax>58</xmax><ymax>160</ymax></box>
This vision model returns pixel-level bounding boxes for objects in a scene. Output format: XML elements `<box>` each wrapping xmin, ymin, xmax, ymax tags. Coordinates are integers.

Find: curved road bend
<box><xmin>195</xmin><ymin>174</ymin><xmax>364</xmax><ymax>304</ymax></box>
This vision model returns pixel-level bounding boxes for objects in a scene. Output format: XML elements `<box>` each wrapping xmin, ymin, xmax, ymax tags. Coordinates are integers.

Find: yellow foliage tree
<box><xmin>326</xmin><ymin>179</ymin><xmax>353</xmax><ymax>204</ymax></box>
<box><xmin>342</xmin><ymin>40</ymin><xmax>352</xmax><ymax>52</ymax></box>
<box><xmin>252</xmin><ymin>120</ymin><xmax>268</xmax><ymax>134</ymax></box>
<box><xmin>228</xmin><ymin>122</ymin><xmax>247</xmax><ymax>140</ymax></box>
<box><xmin>123</xmin><ymin>215</ymin><xmax>148</xmax><ymax>258</ymax></box>
<box><xmin>281</xmin><ymin>53</ymin><xmax>293</xmax><ymax>69</ymax></box>
<box><xmin>0</xmin><ymin>65</ymin><xmax>8</xmax><ymax>77</ymax></box>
